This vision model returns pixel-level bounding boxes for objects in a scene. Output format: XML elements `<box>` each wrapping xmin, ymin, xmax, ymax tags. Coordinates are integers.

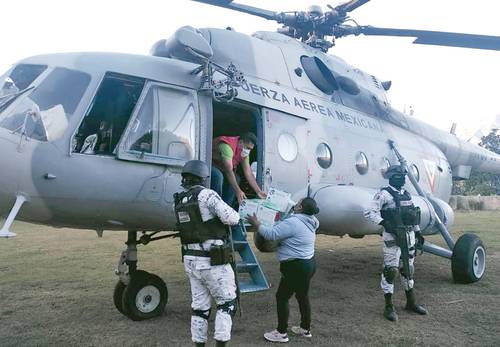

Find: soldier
<box><xmin>174</xmin><ymin>160</ymin><xmax>240</xmax><ymax>347</ymax></box>
<box><xmin>364</xmin><ymin>165</ymin><xmax>428</xmax><ymax>322</ymax></box>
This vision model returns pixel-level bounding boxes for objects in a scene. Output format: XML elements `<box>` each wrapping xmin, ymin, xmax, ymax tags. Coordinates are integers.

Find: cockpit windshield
<box><xmin>0</xmin><ymin>66</ymin><xmax>90</xmax><ymax>142</ymax></box>
<box><xmin>0</xmin><ymin>64</ymin><xmax>47</xmax><ymax>112</ymax></box>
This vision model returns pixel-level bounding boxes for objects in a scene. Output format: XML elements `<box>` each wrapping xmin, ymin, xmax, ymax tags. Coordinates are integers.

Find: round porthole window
<box><xmin>316</xmin><ymin>143</ymin><xmax>333</xmax><ymax>169</ymax></box>
<box><xmin>355</xmin><ymin>151</ymin><xmax>369</xmax><ymax>175</ymax></box>
<box><xmin>277</xmin><ymin>133</ymin><xmax>298</xmax><ymax>162</ymax></box>
<box><xmin>410</xmin><ymin>164</ymin><xmax>420</xmax><ymax>182</ymax></box>
<box><xmin>381</xmin><ymin>157</ymin><xmax>391</xmax><ymax>176</ymax></box>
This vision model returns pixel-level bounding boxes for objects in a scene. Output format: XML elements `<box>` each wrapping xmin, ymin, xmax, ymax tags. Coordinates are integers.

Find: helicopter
<box><xmin>1</xmin><ymin>0</ymin><xmax>500</xmax><ymax>322</ymax></box>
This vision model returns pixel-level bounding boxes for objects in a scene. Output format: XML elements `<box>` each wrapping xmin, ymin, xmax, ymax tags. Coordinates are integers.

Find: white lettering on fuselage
<box><xmin>239</xmin><ymin>80</ymin><xmax>382</xmax><ymax>132</ymax></box>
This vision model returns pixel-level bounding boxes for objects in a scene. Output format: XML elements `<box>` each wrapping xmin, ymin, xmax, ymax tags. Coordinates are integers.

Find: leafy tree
<box><xmin>452</xmin><ymin>129</ymin><xmax>500</xmax><ymax>195</ymax></box>
<box><xmin>479</xmin><ymin>128</ymin><xmax>500</xmax><ymax>154</ymax></box>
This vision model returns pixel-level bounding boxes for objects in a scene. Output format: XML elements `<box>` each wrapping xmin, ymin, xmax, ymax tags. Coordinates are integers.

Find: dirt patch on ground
<box><xmin>1</xmin><ymin>212</ymin><xmax>499</xmax><ymax>346</ymax></box>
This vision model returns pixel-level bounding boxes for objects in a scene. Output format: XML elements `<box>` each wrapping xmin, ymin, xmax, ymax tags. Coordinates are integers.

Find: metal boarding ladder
<box><xmin>230</xmin><ymin>221</ymin><xmax>270</xmax><ymax>293</ymax></box>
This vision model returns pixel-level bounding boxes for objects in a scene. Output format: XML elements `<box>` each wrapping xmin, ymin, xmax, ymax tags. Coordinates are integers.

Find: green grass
<box><xmin>1</xmin><ymin>212</ymin><xmax>499</xmax><ymax>346</ymax></box>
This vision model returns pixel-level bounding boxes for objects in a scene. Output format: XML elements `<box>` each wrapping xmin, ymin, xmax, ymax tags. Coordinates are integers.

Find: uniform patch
<box><xmin>178</xmin><ymin>211</ymin><xmax>191</xmax><ymax>223</ymax></box>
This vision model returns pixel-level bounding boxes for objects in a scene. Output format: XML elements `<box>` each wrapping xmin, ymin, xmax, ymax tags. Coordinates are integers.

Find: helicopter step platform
<box><xmin>231</xmin><ymin>222</ymin><xmax>270</xmax><ymax>293</ymax></box>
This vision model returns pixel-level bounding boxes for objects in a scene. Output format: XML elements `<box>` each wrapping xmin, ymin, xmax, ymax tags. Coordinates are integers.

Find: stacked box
<box><xmin>239</xmin><ymin>188</ymin><xmax>294</xmax><ymax>227</ymax></box>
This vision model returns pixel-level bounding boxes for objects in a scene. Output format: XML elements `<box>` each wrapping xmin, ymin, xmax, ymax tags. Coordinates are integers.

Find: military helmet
<box><xmin>182</xmin><ymin>160</ymin><xmax>209</xmax><ymax>178</ymax></box>
<box><xmin>384</xmin><ymin>165</ymin><xmax>407</xmax><ymax>179</ymax></box>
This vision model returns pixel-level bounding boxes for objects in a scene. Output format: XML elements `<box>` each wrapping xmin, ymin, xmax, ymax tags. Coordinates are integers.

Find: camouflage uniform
<box><xmin>182</xmin><ymin>187</ymin><xmax>240</xmax><ymax>344</ymax></box>
<box><xmin>364</xmin><ymin>186</ymin><xmax>418</xmax><ymax>293</ymax></box>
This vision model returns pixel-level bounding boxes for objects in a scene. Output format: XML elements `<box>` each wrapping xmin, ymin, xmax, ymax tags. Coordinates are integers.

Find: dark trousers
<box><xmin>210</xmin><ymin>166</ymin><xmax>239</xmax><ymax>207</ymax></box>
<box><xmin>276</xmin><ymin>257</ymin><xmax>316</xmax><ymax>333</ymax></box>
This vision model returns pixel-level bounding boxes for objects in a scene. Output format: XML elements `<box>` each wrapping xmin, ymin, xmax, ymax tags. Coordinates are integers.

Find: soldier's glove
<box><xmin>416</xmin><ymin>232</ymin><xmax>425</xmax><ymax>253</ymax></box>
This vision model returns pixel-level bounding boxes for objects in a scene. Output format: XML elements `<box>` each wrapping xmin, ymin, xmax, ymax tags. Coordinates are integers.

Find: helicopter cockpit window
<box><xmin>0</xmin><ymin>64</ymin><xmax>48</xmax><ymax>115</ymax></box>
<box><xmin>0</xmin><ymin>67</ymin><xmax>90</xmax><ymax>142</ymax></box>
<box><xmin>0</xmin><ymin>64</ymin><xmax>47</xmax><ymax>98</ymax></box>
<box><xmin>300</xmin><ymin>56</ymin><xmax>338</xmax><ymax>95</ymax></box>
<box><xmin>73</xmin><ymin>73</ymin><xmax>145</xmax><ymax>155</ymax></box>
<box><xmin>121</xmin><ymin>83</ymin><xmax>196</xmax><ymax>164</ymax></box>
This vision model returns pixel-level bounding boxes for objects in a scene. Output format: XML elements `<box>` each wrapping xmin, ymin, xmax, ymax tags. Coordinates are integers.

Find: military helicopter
<box><xmin>1</xmin><ymin>0</ymin><xmax>500</xmax><ymax>321</ymax></box>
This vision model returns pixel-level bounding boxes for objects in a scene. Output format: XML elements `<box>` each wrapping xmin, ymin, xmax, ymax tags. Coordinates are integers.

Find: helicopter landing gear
<box><xmin>114</xmin><ymin>231</ymin><xmax>169</xmax><ymax>320</ymax></box>
<box><xmin>451</xmin><ymin>234</ymin><xmax>486</xmax><ymax>284</ymax></box>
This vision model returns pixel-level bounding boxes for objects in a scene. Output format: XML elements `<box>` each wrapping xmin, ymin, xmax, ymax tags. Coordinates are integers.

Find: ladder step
<box><xmin>232</xmin><ymin>240</ymin><xmax>248</xmax><ymax>252</ymax></box>
<box><xmin>236</xmin><ymin>262</ymin><xmax>258</xmax><ymax>273</ymax></box>
<box><xmin>230</xmin><ymin>220</ymin><xmax>270</xmax><ymax>292</ymax></box>
<box><xmin>239</xmin><ymin>281</ymin><xmax>269</xmax><ymax>293</ymax></box>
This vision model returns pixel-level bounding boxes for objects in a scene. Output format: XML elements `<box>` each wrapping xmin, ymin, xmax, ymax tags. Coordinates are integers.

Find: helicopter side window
<box><xmin>121</xmin><ymin>83</ymin><xmax>196</xmax><ymax>163</ymax></box>
<box><xmin>0</xmin><ymin>67</ymin><xmax>90</xmax><ymax>142</ymax></box>
<box><xmin>73</xmin><ymin>73</ymin><xmax>145</xmax><ymax>155</ymax></box>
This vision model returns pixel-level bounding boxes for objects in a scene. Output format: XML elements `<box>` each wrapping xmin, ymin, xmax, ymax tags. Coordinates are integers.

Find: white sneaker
<box><xmin>291</xmin><ymin>326</ymin><xmax>312</xmax><ymax>338</ymax></box>
<box><xmin>264</xmin><ymin>329</ymin><xmax>289</xmax><ymax>343</ymax></box>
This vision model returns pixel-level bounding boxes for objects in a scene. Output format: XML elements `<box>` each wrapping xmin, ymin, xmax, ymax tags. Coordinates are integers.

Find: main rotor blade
<box><xmin>191</xmin><ymin>0</ymin><xmax>278</xmax><ymax>21</ymax></box>
<box><xmin>359</xmin><ymin>26</ymin><xmax>500</xmax><ymax>51</ymax></box>
<box><xmin>335</xmin><ymin>0</ymin><xmax>370</xmax><ymax>14</ymax></box>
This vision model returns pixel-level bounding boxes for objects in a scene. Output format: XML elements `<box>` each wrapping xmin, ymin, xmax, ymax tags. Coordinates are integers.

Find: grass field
<box><xmin>1</xmin><ymin>211</ymin><xmax>499</xmax><ymax>346</ymax></box>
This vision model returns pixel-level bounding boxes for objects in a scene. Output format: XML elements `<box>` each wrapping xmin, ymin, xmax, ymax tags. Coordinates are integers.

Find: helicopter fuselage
<box><xmin>1</xmin><ymin>28</ymin><xmax>499</xmax><ymax>236</ymax></box>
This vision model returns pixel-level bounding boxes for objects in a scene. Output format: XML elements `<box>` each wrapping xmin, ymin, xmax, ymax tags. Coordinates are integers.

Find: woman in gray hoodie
<box><xmin>247</xmin><ymin>197</ymin><xmax>320</xmax><ymax>343</ymax></box>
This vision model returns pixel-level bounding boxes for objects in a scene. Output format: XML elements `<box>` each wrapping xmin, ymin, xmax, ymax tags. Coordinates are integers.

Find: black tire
<box><xmin>113</xmin><ymin>280</ymin><xmax>127</xmax><ymax>315</ymax></box>
<box><xmin>452</xmin><ymin>233</ymin><xmax>486</xmax><ymax>284</ymax></box>
<box><xmin>122</xmin><ymin>270</ymin><xmax>168</xmax><ymax>321</ymax></box>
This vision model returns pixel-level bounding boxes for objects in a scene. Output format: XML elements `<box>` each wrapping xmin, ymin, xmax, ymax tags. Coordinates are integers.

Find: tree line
<box><xmin>452</xmin><ymin>129</ymin><xmax>500</xmax><ymax>196</ymax></box>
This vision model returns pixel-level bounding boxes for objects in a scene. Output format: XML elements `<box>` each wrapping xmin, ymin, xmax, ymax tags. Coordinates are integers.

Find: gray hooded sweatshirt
<box><xmin>258</xmin><ymin>213</ymin><xmax>319</xmax><ymax>262</ymax></box>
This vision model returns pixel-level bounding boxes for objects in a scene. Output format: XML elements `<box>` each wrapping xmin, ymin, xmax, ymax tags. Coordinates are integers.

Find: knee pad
<box><xmin>383</xmin><ymin>266</ymin><xmax>398</xmax><ymax>284</ymax></box>
<box><xmin>192</xmin><ymin>308</ymin><xmax>211</xmax><ymax>321</ymax></box>
<box><xmin>217</xmin><ymin>299</ymin><xmax>237</xmax><ymax>318</ymax></box>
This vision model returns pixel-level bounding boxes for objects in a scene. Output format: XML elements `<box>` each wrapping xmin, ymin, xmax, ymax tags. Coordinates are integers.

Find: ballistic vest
<box><xmin>174</xmin><ymin>186</ymin><xmax>228</xmax><ymax>244</ymax></box>
<box><xmin>380</xmin><ymin>187</ymin><xmax>421</xmax><ymax>227</ymax></box>
<box><xmin>212</xmin><ymin>136</ymin><xmax>244</xmax><ymax>171</ymax></box>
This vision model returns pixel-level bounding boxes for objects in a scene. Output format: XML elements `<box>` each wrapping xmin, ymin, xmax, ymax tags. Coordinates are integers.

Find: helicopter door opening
<box><xmin>72</xmin><ymin>73</ymin><xmax>145</xmax><ymax>155</ymax></box>
<box><xmin>211</xmin><ymin>102</ymin><xmax>263</xmax><ymax>198</ymax></box>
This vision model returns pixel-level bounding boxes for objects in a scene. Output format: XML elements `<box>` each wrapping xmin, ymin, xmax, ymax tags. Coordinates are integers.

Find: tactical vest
<box><xmin>380</xmin><ymin>187</ymin><xmax>421</xmax><ymax>227</ymax></box>
<box><xmin>174</xmin><ymin>186</ymin><xmax>228</xmax><ymax>244</ymax></box>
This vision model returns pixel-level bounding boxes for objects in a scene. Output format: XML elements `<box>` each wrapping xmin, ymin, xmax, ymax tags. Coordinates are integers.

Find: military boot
<box><xmin>215</xmin><ymin>340</ymin><xmax>228</xmax><ymax>347</ymax></box>
<box><xmin>405</xmin><ymin>289</ymin><xmax>428</xmax><ymax>315</ymax></box>
<box><xmin>383</xmin><ymin>293</ymin><xmax>398</xmax><ymax>322</ymax></box>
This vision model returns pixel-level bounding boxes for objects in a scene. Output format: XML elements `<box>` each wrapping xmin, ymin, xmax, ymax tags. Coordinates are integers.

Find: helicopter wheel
<box><xmin>451</xmin><ymin>233</ymin><xmax>486</xmax><ymax>284</ymax></box>
<box><xmin>120</xmin><ymin>270</ymin><xmax>168</xmax><ymax>321</ymax></box>
<box><xmin>113</xmin><ymin>280</ymin><xmax>127</xmax><ymax>315</ymax></box>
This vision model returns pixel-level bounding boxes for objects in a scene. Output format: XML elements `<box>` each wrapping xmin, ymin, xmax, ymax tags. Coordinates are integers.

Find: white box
<box><xmin>256</xmin><ymin>204</ymin><xmax>279</xmax><ymax>226</ymax></box>
<box><xmin>265</xmin><ymin>187</ymin><xmax>292</xmax><ymax>212</ymax></box>
<box><xmin>238</xmin><ymin>199</ymin><xmax>261</xmax><ymax>219</ymax></box>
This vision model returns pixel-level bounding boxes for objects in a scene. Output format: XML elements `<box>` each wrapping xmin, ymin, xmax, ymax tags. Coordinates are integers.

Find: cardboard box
<box><xmin>265</xmin><ymin>187</ymin><xmax>293</xmax><ymax>213</ymax></box>
<box><xmin>256</xmin><ymin>204</ymin><xmax>279</xmax><ymax>226</ymax></box>
<box><xmin>238</xmin><ymin>199</ymin><xmax>260</xmax><ymax>219</ymax></box>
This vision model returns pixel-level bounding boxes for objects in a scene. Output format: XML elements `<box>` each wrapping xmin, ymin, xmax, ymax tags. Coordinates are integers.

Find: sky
<box><xmin>2</xmin><ymin>0</ymin><xmax>500</xmax><ymax>140</ymax></box>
